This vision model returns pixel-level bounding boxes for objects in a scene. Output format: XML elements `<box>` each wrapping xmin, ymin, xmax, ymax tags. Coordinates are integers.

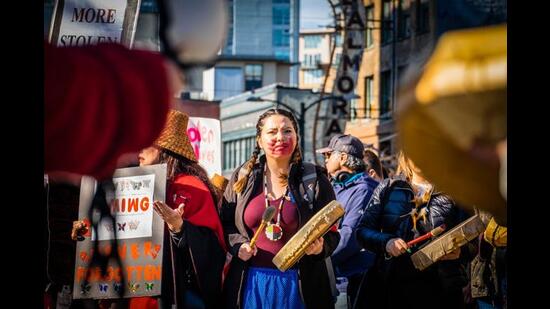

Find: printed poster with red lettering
<box><xmin>188</xmin><ymin>117</ymin><xmax>222</xmax><ymax>177</ymax></box>
<box><xmin>73</xmin><ymin>164</ymin><xmax>166</xmax><ymax>299</ymax></box>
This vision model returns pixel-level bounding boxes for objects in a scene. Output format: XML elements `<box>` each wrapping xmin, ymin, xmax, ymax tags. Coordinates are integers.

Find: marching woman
<box><xmin>221</xmin><ymin>108</ymin><xmax>340</xmax><ymax>309</ymax></box>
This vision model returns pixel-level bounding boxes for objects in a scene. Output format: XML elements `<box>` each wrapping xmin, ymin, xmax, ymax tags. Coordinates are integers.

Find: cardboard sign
<box><xmin>188</xmin><ymin>117</ymin><xmax>222</xmax><ymax>177</ymax></box>
<box><xmin>73</xmin><ymin>164</ymin><xmax>166</xmax><ymax>299</ymax></box>
<box><xmin>48</xmin><ymin>0</ymin><xmax>141</xmax><ymax>48</ymax></box>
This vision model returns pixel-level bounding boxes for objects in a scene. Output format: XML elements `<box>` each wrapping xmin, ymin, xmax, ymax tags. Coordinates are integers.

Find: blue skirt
<box><xmin>243</xmin><ymin>267</ymin><xmax>305</xmax><ymax>309</ymax></box>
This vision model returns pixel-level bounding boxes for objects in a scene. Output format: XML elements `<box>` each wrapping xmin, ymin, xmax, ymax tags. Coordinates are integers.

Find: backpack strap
<box><xmin>301</xmin><ymin>162</ymin><xmax>317</xmax><ymax>210</ymax></box>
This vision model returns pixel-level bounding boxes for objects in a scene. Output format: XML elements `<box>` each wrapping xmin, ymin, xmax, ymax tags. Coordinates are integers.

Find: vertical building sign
<box><xmin>322</xmin><ymin>0</ymin><xmax>366</xmax><ymax>144</ymax></box>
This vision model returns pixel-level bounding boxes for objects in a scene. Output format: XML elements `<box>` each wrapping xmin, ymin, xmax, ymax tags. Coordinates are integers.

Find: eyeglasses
<box><xmin>322</xmin><ymin>152</ymin><xmax>333</xmax><ymax>160</ymax></box>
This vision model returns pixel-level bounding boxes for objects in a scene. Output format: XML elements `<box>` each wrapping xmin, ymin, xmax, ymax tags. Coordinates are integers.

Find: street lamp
<box><xmin>246</xmin><ymin>94</ymin><xmax>359</xmax><ymax>152</ymax></box>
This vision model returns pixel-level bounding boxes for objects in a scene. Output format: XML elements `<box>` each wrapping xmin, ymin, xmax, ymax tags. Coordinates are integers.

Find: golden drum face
<box><xmin>272</xmin><ymin>200</ymin><xmax>345</xmax><ymax>272</ymax></box>
<box><xmin>410</xmin><ymin>214</ymin><xmax>486</xmax><ymax>271</ymax></box>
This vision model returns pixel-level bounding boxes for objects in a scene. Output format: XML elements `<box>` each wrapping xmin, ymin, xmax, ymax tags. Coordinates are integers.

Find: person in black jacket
<box><xmin>220</xmin><ymin>108</ymin><xmax>340</xmax><ymax>309</ymax></box>
<box><xmin>356</xmin><ymin>151</ymin><xmax>468</xmax><ymax>309</ymax></box>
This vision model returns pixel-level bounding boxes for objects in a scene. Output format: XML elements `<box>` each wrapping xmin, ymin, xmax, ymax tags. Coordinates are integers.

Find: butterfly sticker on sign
<box><xmin>118</xmin><ymin>222</ymin><xmax>126</xmax><ymax>232</ymax></box>
<box><xmin>113</xmin><ymin>282</ymin><xmax>122</xmax><ymax>293</ymax></box>
<box><xmin>128</xmin><ymin>220</ymin><xmax>140</xmax><ymax>230</ymax></box>
<box><xmin>128</xmin><ymin>282</ymin><xmax>140</xmax><ymax>293</ymax></box>
<box><xmin>80</xmin><ymin>283</ymin><xmax>91</xmax><ymax>295</ymax></box>
<box><xmin>99</xmin><ymin>283</ymin><xmax>109</xmax><ymax>294</ymax></box>
<box><xmin>130</xmin><ymin>180</ymin><xmax>142</xmax><ymax>190</ymax></box>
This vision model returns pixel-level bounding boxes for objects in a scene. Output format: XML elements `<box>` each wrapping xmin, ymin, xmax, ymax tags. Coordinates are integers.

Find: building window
<box><xmin>381</xmin><ymin>0</ymin><xmax>393</xmax><ymax>45</ymax></box>
<box><xmin>335</xmin><ymin>33</ymin><xmax>343</xmax><ymax>47</ymax></box>
<box><xmin>215</xmin><ymin>67</ymin><xmax>243</xmax><ymax>100</ymax></box>
<box><xmin>398</xmin><ymin>0</ymin><xmax>411</xmax><ymax>39</ymax></box>
<box><xmin>365</xmin><ymin>5</ymin><xmax>374</xmax><ymax>48</ymax></box>
<box><xmin>332</xmin><ymin>53</ymin><xmax>341</xmax><ymax>67</ymax></box>
<box><xmin>223</xmin><ymin>141</ymin><xmax>230</xmax><ymax>171</ymax></box>
<box><xmin>304</xmin><ymin>69</ymin><xmax>323</xmax><ymax>84</ymax></box>
<box><xmin>140</xmin><ymin>0</ymin><xmax>159</xmax><ymax>13</ymax></box>
<box><xmin>304</xmin><ymin>35</ymin><xmax>322</xmax><ymax>49</ymax></box>
<box><xmin>273</xmin><ymin>0</ymin><xmax>290</xmax><ymax>3</ymax></box>
<box><xmin>273</xmin><ymin>6</ymin><xmax>290</xmax><ymax>25</ymax></box>
<box><xmin>364</xmin><ymin>76</ymin><xmax>373</xmax><ymax>118</ymax></box>
<box><xmin>380</xmin><ymin>70</ymin><xmax>392</xmax><ymax>117</ymax></box>
<box><xmin>244</xmin><ymin>64</ymin><xmax>263</xmax><ymax>91</ymax></box>
<box><xmin>223</xmin><ymin>136</ymin><xmax>257</xmax><ymax>171</ymax></box>
<box><xmin>224</xmin><ymin>1</ymin><xmax>234</xmax><ymax>53</ymax></box>
<box><xmin>226</xmin><ymin>27</ymin><xmax>233</xmax><ymax>51</ymax></box>
<box><xmin>275</xmin><ymin>50</ymin><xmax>290</xmax><ymax>60</ymax></box>
<box><xmin>416</xmin><ymin>0</ymin><xmax>429</xmax><ymax>34</ymax></box>
<box><xmin>274</xmin><ymin>29</ymin><xmax>290</xmax><ymax>47</ymax></box>
<box><xmin>303</xmin><ymin>53</ymin><xmax>321</xmax><ymax>68</ymax></box>
<box><xmin>350</xmin><ymin>91</ymin><xmax>359</xmax><ymax>121</ymax></box>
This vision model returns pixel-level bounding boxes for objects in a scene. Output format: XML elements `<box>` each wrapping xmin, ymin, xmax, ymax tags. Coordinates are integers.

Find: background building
<box><xmin>202</xmin><ymin>55</ymin><xmax>293</xmax><ymax>101</ymax></box>
<box><xmin>298</xmin><ymin>28</ymin><xmax>342</xmax><ymax>92</ymax></box>
<box><xmin>340</xmin><ymin>0</ymin><xmax>506</xmax><ymax>169</ymax></box>
<box><xmin>200</xmin><ymin>0</ymin><xmax>301</xmax><ymax>101</ymax></box>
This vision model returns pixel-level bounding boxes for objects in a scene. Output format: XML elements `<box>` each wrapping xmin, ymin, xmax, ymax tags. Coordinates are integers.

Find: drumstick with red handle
<box><xmin>407</xmin><ymin>224</ymin><xmax>447</xmax><ymax>247</ymax></box>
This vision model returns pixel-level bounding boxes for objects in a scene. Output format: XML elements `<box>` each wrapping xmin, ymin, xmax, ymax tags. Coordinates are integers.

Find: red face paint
<box><xmin>266</xmin><ymin>136</ymin><xmax>295</xmax><ymax>156</ymax></box>
<box><xmin>261</xmin><ymin>115</ymin><xmax>297</xmax><ymax>157</ymax></box>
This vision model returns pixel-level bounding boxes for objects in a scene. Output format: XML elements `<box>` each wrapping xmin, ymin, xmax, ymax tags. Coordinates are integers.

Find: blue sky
<box><xmin>300</xmin><ymin>0</ymin><xmax>332</xmax><ymax>30</ymax></box>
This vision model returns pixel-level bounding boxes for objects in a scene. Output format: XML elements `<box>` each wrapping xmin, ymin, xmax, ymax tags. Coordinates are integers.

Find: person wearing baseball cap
<box><xmin>316</xmin><ymin>134</ymin><xmax>379</xmax><ymax>308</ymax></box>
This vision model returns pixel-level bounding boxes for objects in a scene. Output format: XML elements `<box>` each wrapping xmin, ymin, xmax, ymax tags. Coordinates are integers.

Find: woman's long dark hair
<box><xmin>159</xmin><ymin>149</ymin><xmax>221</xmax><ymax>208</ymax></box>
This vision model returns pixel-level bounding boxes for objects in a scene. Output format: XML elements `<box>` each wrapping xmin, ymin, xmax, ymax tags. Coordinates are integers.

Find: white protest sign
<box><xmin>49</xmin><ymin>0</ymin><xmax>141</xmax><ymax>48</ymax></box>
<box><xmin>188</xmin><ymin>117</ymin><xmax>222</xmax><ymax>177</ymax></box>
<box><xmin>92</xmin><ymin>174</ymin><xmax>155</xmax><ymax>241</ymax></box>
<box><xmin>75</xmin><ymin>164</ymin><xmax>166</xmax><ymax>299</ymax></box>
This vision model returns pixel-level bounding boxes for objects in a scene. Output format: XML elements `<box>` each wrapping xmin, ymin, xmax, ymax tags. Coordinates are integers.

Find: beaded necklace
<box><xmin>263</xmin><ymin>165</ymin><xmax>289</xmax><ymax>241</ymax></box>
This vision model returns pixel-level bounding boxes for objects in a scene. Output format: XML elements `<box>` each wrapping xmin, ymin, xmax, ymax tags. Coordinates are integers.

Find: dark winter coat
<box><xmin>356</xmin><ymin>178</ymin><xmax>468</xmax><ymax>309</ymax></box>
<box><xmin>162</xmin><ymin>223</ymin><xmax>226</xmax><ymax>309</ymax></box>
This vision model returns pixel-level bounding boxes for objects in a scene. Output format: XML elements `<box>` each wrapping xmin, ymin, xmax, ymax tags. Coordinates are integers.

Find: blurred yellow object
<box><xmin>416</xmin><ymin>25</ymin><xmax>507</xmax><ymax>109</ymax></box>
<box><xmin>210</xmin><ymin>173</ymin><xmax>229</xmax><ymax>193</ymax></box>
<box><xmin>484</xmin><ymin>217</ymin><xmax>507</xmax><ymax>247</ymax></box>
<box><xmin>397</xmin><ymin>24</ymin><xmax>507</xmax><ymax>225</ymax></box>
